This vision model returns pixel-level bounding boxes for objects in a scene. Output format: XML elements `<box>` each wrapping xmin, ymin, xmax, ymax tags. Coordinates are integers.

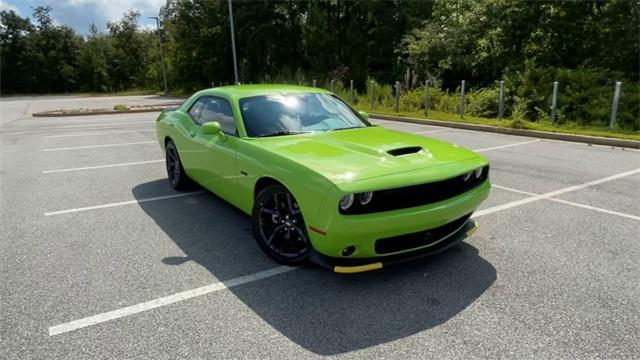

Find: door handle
<box><xmin>189</xmin><ymin>130</ymin><xmax>196</xmax><ymax>137</ymax></box>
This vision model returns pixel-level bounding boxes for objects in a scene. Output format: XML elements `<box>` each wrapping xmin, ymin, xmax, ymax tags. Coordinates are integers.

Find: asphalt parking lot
<box><xmin>1</xmin><ymin>95</ymin><xmax>639</xmax><ymax>359</ymax></box>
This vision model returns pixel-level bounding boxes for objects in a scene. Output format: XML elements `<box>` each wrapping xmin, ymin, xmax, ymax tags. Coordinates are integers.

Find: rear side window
<box><xmin>188</xmin><ymin>100</ymin><xmax>204</xmax><ymax>122</ymax></box>
<box><xmin>188</xmin><ymin>96</ymin><xmax>237</xmax><ymax>135</ymax></box>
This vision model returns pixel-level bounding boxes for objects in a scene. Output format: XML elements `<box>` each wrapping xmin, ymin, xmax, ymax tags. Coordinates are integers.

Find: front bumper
<box><xmin>307</xmin><ymin>179</ymin><xmax>490</xmax><ymax>259</ymax></box>
<box><xmin>309</xmin><ymin>218</ymin><xmax>479</xmax><ymax>273</ymax></box>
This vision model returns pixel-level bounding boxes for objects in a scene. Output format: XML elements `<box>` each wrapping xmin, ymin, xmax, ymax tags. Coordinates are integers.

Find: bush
<box><xmin>356</xmin><ymin>74</ymin><xmax>639</xmax><ymax>131</ymax></box>
<box><xmin>512</xmin><ymin>65</ymin><xmax>639</xmax><ymax>130</ymax></box>
<box><xmin>400</xmin><ymin>88</ymin><xmax>425</xmax><ymax>112</ymax></box>
<box><xmin>431</xmin><ymin>88</ymin><xmax>459</xmax><ymax>114</ymax></box>
<box><xmin>467</xmin><ymin>87</ymin><xmax>500</xmax><ymax>118</ymax></box>
<box><xmin>363</xmin><ymin>80</ymin><xmax>397</xmax><ymax>110</ymax></box>
<box><xmin>617</xmin><ymin>83</ymin><xmax>640</xmax><ymax>130</ymax></box>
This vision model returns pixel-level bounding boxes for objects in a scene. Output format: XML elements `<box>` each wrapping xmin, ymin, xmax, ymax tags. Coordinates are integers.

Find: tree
<box><xmin>0</xmin><ymin>10</ymin><xmax>36</xmax><ymax>93</ymax></box>
<box><xmin>106</xmin><ymin>10</ymin><xmax>150</xmax><ymax>90</ymax></box>
<box><xmin>29</xmin><ymin>6</ymin><xmax>82</xmax><ymax>92</ymax></box>
<box><xmin>77</xmin><ymin>24</ymin><xmax>113</xmax><ymax>92</ymax></box>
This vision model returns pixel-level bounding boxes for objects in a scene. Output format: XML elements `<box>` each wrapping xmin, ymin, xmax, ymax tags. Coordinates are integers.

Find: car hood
<box><xmin>256</xmin><ymin>126</ymin><xmax>481</xmax><ymax>184</ymax></box>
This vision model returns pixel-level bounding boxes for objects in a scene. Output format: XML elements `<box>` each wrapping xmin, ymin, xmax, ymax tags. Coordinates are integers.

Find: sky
<box><xmin>0</xmin><ymin>0</ymin><xmax>165</xmax><ymax>34</ymax></box>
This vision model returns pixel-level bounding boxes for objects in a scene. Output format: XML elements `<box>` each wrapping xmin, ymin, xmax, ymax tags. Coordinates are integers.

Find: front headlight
<box><xmin>339</xmin><ymin>193</ymin><xmax>355</xmax><ymax>210</ymax></box>
<box><xmin>474</xmin><ymin>167</ymin><xmax>483</xmax><ymax>179</ymax></box>
<box><xmin>359</xmin><ymin>191</ymin><xmax>373</xmax><ymax>205</ymax></box>
<box><xmin>339</xmin><ymin>191</ymin><xmax>374</xmax><ymax>212</ymax></box>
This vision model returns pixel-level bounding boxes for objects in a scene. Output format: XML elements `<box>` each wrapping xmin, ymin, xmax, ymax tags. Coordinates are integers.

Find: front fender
<box><xmin>235</xmin><ymin>139</ymin><xmax>336</xmax><ymax>223</ymax></box>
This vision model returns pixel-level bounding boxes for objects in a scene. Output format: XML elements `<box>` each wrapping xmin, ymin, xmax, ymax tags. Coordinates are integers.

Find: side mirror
<box><xmin>202</xmin><ymin>121</ymin><xmax>221</xmax><ymax>135</ymax></box>
<box><xmin>358</xmin><ymin>111</ymin><xmax>369</xmax><ymax>120</ymax></box>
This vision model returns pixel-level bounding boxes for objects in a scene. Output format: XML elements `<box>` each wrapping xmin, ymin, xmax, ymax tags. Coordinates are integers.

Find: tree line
<box><xmin>1</xmin><ymin>0</ymin><xmax>638</xmax><ymax>129</ymax></box>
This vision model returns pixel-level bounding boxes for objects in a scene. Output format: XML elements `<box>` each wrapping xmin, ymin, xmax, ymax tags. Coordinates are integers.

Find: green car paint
<box><xmin>156</xmin><ymin>85</ymin><xmax>490</xmax><ymax>268</ymax></box>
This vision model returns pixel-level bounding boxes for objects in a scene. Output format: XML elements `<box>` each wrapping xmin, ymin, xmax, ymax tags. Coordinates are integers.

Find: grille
<box><xmin>375</xmin><ymin>213</ymin><xmax>472</xmax><ymax>254</ymax></box>
<box><xmin>340</xmin><ymin>165</ymin><xmax>489</xmax><ymax>215</ymax></box>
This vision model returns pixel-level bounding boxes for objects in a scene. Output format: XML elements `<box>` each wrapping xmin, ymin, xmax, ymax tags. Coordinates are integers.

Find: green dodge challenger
<box><xmin>156</xmin><ymin>85</ymin><xmax>490</xmax><ymax>273</ymax></box>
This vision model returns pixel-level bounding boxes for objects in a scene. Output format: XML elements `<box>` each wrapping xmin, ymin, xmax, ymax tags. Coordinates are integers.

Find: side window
<box><xmin>188</xmin><ymin>99</ymin><xmax>205</xmax><ymax>124</ymax></box>
<box><xmin>198</xmin><ymin>97</ymin><xmax>237</xmax><ymax>135</ymax></box>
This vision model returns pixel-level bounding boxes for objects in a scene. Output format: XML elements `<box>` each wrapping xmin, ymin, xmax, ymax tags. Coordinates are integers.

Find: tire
<box><xmin>252</xmin><ymin>184</ymin><xmax>310</xmax><ymax>265</ymax></box>
<box><xmin>165</xmin><ymin>140</ymin><xmax>190</xmax><ymax>191</ymax></box>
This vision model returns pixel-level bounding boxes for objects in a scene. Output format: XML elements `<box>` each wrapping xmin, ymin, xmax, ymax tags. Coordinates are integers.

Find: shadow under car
<box><xmin>133</xmin><ymin>179</ymin><xmax>496</xmax><ymax>355</ymax></box>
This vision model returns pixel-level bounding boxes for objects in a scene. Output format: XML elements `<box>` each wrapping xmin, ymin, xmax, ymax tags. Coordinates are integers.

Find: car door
<box><xmin>171</xmin><ymin>98</ymin><xmax>205</xmax><ymax>175</ymax></box>
<box><xmin>187</xmin><ymin>96</ymin><xmax>239</xmax><ymax>201</ymax></box>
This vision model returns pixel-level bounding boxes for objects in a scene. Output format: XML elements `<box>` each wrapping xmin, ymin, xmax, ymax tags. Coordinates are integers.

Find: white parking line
<box><xmin>42</xmin><ymin>122</ymin><xmax>151</xmax><ymax>130</ymax></box>
<box><xmin>43</xmin><ymin>160</ymin><xmax>164</xmax><ymax>174</ymax></box>
<box><xmin>475</xmin><ymin>167</ymin><xmax>640</xmax><ymax>217</ymax></box>
<box><xmin>43</xmin><ymin>141</ymin><xmax>155</xmax><ymax>152</ymax></box>
<box><xmin>492</xmin><ymin>184</ymin><xmax>640</xmax><ymax>221</ymax></box>
<box><xmin>44</xmin><ymin>191</ymin><xmax>204</xmax><ymax>216</ymax></box>
<box><xmin>474</xmin><ymin>139</ymin><xmax>540</xmax><ymax>152</ymax></box>
<box><xmin>44</xmin><ymin>167</ymin><xmax>640</xmax><ymax>335</ymax></box>
<box><xmin>48</xmin><ymin>265</ymin><xmax>296</xmax><ymax>336</ymax></box>
<box><xmin>43</xmin><ymin>129</ymin><xmax>155</xmax><ymax>138</ymax></box>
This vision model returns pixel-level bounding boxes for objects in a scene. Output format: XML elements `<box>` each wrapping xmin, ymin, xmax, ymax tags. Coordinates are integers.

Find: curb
<box><xmin>371</xmin><ymin>114</ymin><xmax>640</xmax><ymax>149</ymax></box>
<box><xmin>32</xmin><ymin>103</ymin><xmax>183</xmax><ymax>118</ymax></box>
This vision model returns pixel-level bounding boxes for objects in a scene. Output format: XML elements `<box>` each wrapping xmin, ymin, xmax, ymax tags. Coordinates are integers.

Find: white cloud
<box><xmin>0</xmin><ymin>0</ymin><xmax>20</xmax><ymax>14</ymax></box>
<box><xmin>17</xmin><ymin>0</ymin><xmax>166</xmax><ymax>33</ymax></box>
<box><xmin>59</xmin><ymin>0</ymin><xmax>165</xmax><ymax>24</ymax></box>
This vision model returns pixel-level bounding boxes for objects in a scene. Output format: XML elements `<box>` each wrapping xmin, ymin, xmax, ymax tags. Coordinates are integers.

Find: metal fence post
<box><xmin>395</xmin><ymin>81</ymin><xmax>400</xmax><ymax>113</ymax></box>
<box><xmin>498</xmin><ymin>80</ymin><xmax>505</xmax><ymax>119</ymax></box>
<box><xmin>370</xmin><ymin>80</ymin><xmax>375</xmax><ymax>111</ymax></box>
<box><xmin>350</xmin><ymin>80</ymin><xmax>355</xmax><ymax>103</ymax></box>
<box><xmin>313</xmin><ymin>79</ymin><xmax>317</xmax><ymax>88</ymax></box>
<box><xmin>330</xmin><ymin>80</ymin><xmax>334</xmax><ymax>93</ymax></box>
<box><xmin>424</xmin><ymin>80</ymin><xmax>430</xmax><ymax>116</ymax></box>
<box><xmin>460</xmin><ymin>80</ymin><xmax>466</xmax><ymax>117</ymax></box>
<box><xmin>610</xmin><ymin>81</ymin><xmax>622</xmax><ymax>128</ymax></box>
<box><xmin>550</xmin><ymin>81</ymin><xmax>559</xmax><ymax>123</ymax></box>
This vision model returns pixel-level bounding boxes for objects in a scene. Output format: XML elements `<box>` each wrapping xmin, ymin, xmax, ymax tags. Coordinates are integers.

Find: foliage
<box><xmin>0</xmin><ymin>7</ymin><xmax>157</xmax><ymax>94</ymax></box>
<box><xmin>466</xmin><ymin>87</ymin><xmax>500</xmax><ymax>119</ymax></box>
<box><xmin>507</xmin><ymin>65</ymin><xmax>640</xmax><ymax>130</ymax></box>
<box><xmin>0</xmin><ymin>1</ymin><xmax>637</xmax><ymax>131</ymax></box>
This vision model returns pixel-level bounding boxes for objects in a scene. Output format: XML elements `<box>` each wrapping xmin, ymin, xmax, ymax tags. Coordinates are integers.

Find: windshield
<box><xmin>239</xmin><ymin>93</ymin><xmax>370</xmax><ymax>137</ymax></box>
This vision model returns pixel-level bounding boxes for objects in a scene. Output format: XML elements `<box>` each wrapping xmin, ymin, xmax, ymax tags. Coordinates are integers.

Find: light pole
<box><xmin>227</xmin><ymin>0</ymin><xmax>239</xmax><ymax>84</ymax></box>
<box><xmin>149</xmin><ymin>16</ymin><xmax>168</xmax><ymax>94</ymax></box>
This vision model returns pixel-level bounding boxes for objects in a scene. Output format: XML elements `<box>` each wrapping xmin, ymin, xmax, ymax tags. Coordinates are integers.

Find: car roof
<box><xmin>197</xmin><ymin>84</ymin><xmax>332</xmax><ymax>101</ymax></box>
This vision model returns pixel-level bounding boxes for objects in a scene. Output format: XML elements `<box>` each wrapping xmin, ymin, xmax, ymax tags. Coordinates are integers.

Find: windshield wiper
<box><xmin>329</xmin><ymin>126</ymin><xmax>364</xmax><ymax>131</ymax></box>
<box><xmin>258</xmin><ymin>130</ymin><xmax>310</xmax><ymax>137</ymax></box>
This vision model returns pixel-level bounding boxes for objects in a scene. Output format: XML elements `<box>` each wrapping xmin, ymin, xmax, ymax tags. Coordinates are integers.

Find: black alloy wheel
<box><xmin>165</xmin><ymin>140</ymin><xmax>189</xmax><ymax>190</ymax></box>
<box><xmin>252</xmin><ymin>184</ymin><xmax>310</xmax><ymax>265</ymax></box>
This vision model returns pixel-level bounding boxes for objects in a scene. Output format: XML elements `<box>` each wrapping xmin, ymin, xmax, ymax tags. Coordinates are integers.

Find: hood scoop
<box><xmin>387</xmin><ymin>146</ymin><xmax>422</xmax><ymax>157</ymax></box>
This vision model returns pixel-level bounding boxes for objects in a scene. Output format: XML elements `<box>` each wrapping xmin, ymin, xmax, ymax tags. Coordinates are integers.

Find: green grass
<box><xmin>355</xmin><ymin>104</ymin><xmax>640</xmax><ymax>141</ymax></box>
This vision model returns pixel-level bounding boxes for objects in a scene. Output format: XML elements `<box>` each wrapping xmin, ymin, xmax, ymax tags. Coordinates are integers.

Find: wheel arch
<box><xmin>163</xmin><ymin>136</ymin><xmax>173</xmax><ymax>149</ymax></box>
<box><xmin>254</xmin><ymin>176</ymin><xmax>290</xmax><ymax>199</ymax></box>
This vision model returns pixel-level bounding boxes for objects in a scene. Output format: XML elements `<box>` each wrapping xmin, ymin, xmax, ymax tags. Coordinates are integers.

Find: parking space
<box><xmin>552</xmin><ymin>174</ymin><xmax>640</xmax><ymax>218</ymax></box>
<box><xmin>1</xmin><ymin>96</ymin><xmax>639</xmax><ymax>358</ymax></box>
